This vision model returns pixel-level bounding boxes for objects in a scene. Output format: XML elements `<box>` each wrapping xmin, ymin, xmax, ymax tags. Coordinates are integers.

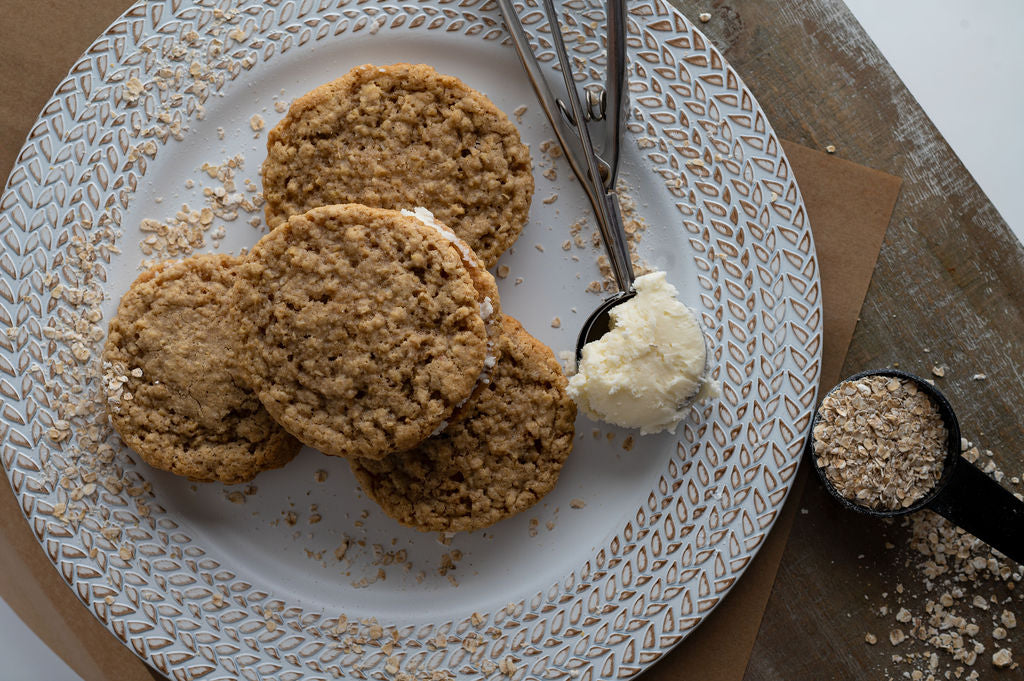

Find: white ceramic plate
<box><xmin>0</xmin><ymin>1</ymin><xmax>820</xmax><ymax>679</ymax></box>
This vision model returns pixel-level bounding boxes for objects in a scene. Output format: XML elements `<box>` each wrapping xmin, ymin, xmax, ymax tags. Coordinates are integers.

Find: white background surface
<box><xmin>1</xmin><ymin>2</ymin><xmax>1021</xmax><ymax>679</ymax></box>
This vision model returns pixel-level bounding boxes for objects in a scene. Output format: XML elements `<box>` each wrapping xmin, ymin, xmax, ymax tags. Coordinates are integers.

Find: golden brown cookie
<box><xmin>350</xmin><ymin>315</ymin><xmax>577</xmax><ymax>532</ymax></box>
<box><xmin>229</xmin><ymin>204</ymin><xmax>491</xmax><ymax>460</ymax></box>
<box><xmin>103</xmin><ymin>254</ymin><xmax>301</xmax><ymax>484</ymax></box>
<box><xmin>400</xmin><ymin>206</ymin><xmax>501</xmax><ymax>319</ymax></box>
<box><xmin>262</xmin><ymin>63</ymin><xmax>534</xmax><ymax>267</ymax></box>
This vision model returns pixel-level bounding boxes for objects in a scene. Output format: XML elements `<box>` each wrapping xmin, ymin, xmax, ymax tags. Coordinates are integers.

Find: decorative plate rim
<box><xmin>0</xmin><ymin>1</ymin><xmax>820</xmax><ymax>679</ymax></box>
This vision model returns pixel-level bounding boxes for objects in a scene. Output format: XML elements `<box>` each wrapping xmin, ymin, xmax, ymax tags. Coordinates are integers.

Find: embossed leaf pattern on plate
<box><xmin>0</xmin><ymin>1</ymin><xmax>819</xmax><ymax>679</ymax></box>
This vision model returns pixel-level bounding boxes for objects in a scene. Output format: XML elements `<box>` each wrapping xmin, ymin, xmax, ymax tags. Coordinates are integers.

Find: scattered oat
<box><xmin>137</xmin><ymin>154</ymin><xmax>264</xmax><ymax>262</ymax></box>
<box><xmin>931</xmin><ymin>365</ymin><xmax>946</xmax><ymax>378</ymax></box>
<box><xmin>825</xmin><ymin>144</ymin><xmax>836</xmax><ymax>154</ymax></box>
<box><xmin>972</xmin><ymin>373</ymin><xmax>987</xmax><ymax>381</ymax></box>
<box><xmin>249</xmin><ymin>114</ymin><xmax>265</xmax><ymax>131</ymax></box>
<box><xmin>992</xmin><ymin>648</ymin><xmax>1013</xmax><ymax>667</ymax></box>
<box><xmin>513</xmin><ymin>104</ymin><xmax>527</xmax><ymax>124</ymax></box>
<box><xmin>551</xmin><ymin>317</ymin><xmax>561</xmax><ymax>328</ymax></box>
<box><xmin>867</xmin><ymin>439</ymin><xmax>1024</xmax><ymax>680</ymax></box>
<box><xmin>542</xmin><ymin>194</ymin><xmax>558</xmax><ymax>205</ymax></box>
<box><xmin>569</xmin><ymin>498</ymin><xmax>586</xmax><ymax>509</ymax></box>
<box><xmin>498</xmin><ymin>656</ymin><xmax>518</xmax><ymax>677</ymax></box>
<box><xmin>866</xmin><ymin>632</ymin><xmax>878</xmax><ymax>645</ymax></box>
<box><xmin>534</xmin><ymin>243</ymin><xmax>545</xmax><ymax>252</ymax></box>
<box><xmin>496</xmin><ymin>265</ymin><xmax>510</xmax><ymax>279</ymax></box>
<box><xmin>698</xmin><ymin>12</ymin><xmax>711</xmax><ymax>22</ymax></box>
<box><xmin>123</xmin><ymin>77</ymin><xmax>145</xmax><ymax>104</ymax></box>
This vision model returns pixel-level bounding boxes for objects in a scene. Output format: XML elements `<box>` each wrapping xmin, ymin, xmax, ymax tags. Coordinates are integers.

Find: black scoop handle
<box><xmin>927</xmin><ymin>457</ymin><xmax>1024</xmax><ymax>565</ymax></box>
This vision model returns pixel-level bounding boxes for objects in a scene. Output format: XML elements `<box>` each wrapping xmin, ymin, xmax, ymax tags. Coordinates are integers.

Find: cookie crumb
<box><xmin>551</xmin><ymin>317</ymin><xmax>561</xmax><ymax>328</ymax></box>
<box><xmin>698</xmin><ymin>12</ymin><xmax>711</xmax><ymax>22</ymax></box>
<box><xmin>249</xmin><ymin>114</ymin><xmax>265</xmax><ymax>131</ymax></box>
<box><xmin>496</xmin><ymin>265</ymin><xmax>510</xmax><ymax>279</ymax></box>
<box><xmin>825</xmin><ymin>144</ymin><xmax>836</xmax><ymax>153</ymax></box>
<box><xmin>570</xmin><ymin>498</ymin><xmax>586</xmax><ymax>509</ymax></box>
<box><xmin>314</xmin><ymin>469</ymin><xmax>328</xmax><ymax>483</ymax></box>
<box><xmin>865</xmin><ymin>632</ymin><xmax>878</xmax><ymax>645</ymax></box>
<box><xmin>274</xmin><ymin>100</ymin><xmax>289</xmax><ymax>113</ymax></box>
<box><xmin>931</xmin><ymin>365</ymin><xmax>946</xmax><ymax>378</ymax></box>
<box><xmin>622</xmin><ymin>436</ymin><xmax>634</xmax><ymax>451</ymax></box>
<box><xmin>513</xmin><ymin>104</ymin><xmax>527</xmax><ymax>123</ymax></box>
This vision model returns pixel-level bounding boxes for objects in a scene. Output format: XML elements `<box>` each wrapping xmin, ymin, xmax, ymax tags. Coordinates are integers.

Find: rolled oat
<box><xmin>813</xmin><ymin>375</ymin><xmax>947</xmax><ymax>510</ymax></box>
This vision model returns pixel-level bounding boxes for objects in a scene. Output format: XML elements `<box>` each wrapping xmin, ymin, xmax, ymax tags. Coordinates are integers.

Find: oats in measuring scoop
<box><xmin>812</xmin><ymin>375</ymin><xmax>947</xmax><ymax>510</ymax></box>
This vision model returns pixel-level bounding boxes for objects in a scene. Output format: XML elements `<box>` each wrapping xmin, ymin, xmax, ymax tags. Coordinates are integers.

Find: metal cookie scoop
<box><xmin>810</xmin><ymin>369</ymin><xmax>1024</xmax><ymax>564</ymax></box>
<box><xmin>496</xmin><ymin>0</ymin><xmax>636</xmax><ymax>364</ymax></box>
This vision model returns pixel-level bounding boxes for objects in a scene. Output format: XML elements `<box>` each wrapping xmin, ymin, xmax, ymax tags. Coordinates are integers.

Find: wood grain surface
<box><xmin>664</xmin><ymin>0</ymin><xmax>1023</xmax><ymax>679</ymax></box>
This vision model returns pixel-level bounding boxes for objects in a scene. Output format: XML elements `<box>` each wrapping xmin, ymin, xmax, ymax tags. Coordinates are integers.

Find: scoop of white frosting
<box><xmin>567</xmin><ymin>271</ymin><xmax>708</xmax><ymax>435</ymax></box>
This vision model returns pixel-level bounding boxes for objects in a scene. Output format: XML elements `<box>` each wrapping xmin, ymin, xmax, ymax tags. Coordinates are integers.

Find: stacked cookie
<box><xmin>103</xmin><ymin>64</ymin><xmax>575</xmax><ymax>532</ymax></box>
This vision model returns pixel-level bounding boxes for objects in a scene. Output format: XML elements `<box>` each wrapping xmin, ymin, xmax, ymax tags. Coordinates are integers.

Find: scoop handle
<box><xmin>926</xmin><ymin>457</ymin><xmax>1024</xmax><ymax>564</ymax></box>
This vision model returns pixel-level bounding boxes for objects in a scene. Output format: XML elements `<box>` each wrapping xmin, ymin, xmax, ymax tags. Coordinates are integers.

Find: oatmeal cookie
<box><xmin>350</xmin><ymin>315</ymin><xmax>576</xmax><ymax>532</ymax></box>
<box><xmin>103</xmin><ymin>253</ymin><xmax>301</xmax><ymax>484</ymax></box>
<box><xmin>262</xmin><ymin>63</ymin><xmax>534</xmax><ymax>267</ymax></box>
<box><xmin>230</xmin><ymin>204</ymin><xmax>490</xmax><ymax>460</ymax></box>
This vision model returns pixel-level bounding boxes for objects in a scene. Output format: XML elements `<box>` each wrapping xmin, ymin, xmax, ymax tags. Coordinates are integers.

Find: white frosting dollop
<box><xmin>568</xmin><ymin>271</ymin><xmax>710</xmax><ymax>435</ymax></box>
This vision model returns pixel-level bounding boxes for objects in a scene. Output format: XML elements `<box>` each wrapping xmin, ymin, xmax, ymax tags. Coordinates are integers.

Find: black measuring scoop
<box><xmin>810</xmin><ymin>368</ymin><xmax>1024</xmax><ymax>564</ymax></box>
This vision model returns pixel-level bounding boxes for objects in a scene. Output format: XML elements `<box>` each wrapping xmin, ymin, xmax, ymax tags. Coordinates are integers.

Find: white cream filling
<box><xmin>402</xmin><ymin>207</ymin><xmax>499</xmax><ymax>436</ymax></box>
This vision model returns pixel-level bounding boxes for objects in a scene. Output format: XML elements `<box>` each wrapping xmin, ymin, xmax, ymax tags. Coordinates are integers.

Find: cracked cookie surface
<box><xmin>103</xmin><ymin>253</ymin><xmax>301</xmax><ymax>484</ymax></box>
<box><xmin>262</xmin><ymin>63</ymin><xmax>533</xmax><ymax>267</ymax></box>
